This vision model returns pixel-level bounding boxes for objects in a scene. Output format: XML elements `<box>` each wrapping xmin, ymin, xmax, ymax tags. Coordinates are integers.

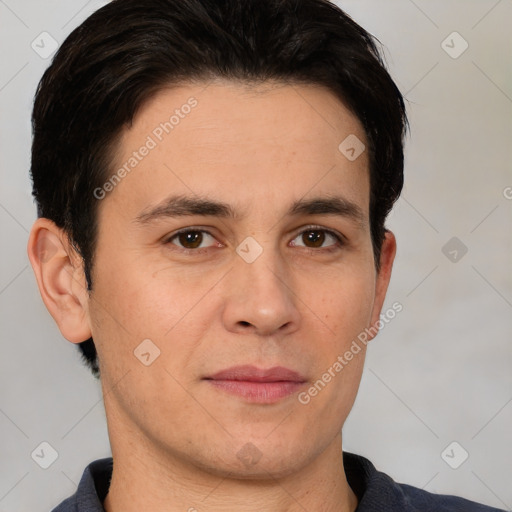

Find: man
<box><xmin>27</xmin><ymin>0</ymin><xmax>505</xmax><ymax>510</ymax></box>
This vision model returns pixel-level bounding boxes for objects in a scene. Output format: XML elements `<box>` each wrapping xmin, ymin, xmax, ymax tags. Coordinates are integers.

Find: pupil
<box><xmin>305</xmin><ymin>230</ymin><xmax>324</xmax><ymax>247</ymax></box>
<box><xmin>180</xmin><ymin>231</ymin><xmax>202</xmax><ymax>248</ymax></box>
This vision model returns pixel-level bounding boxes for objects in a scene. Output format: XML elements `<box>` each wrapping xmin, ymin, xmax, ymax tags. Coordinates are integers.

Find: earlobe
<box><xmin>27</xmin><ymin>218</ymin><xmax>92</xmax><ymax>344</ymax></box>
<box><xmin>367</xmin><ymin>230</ymin><xmax>397</xmax><ymax>341</ymax></box>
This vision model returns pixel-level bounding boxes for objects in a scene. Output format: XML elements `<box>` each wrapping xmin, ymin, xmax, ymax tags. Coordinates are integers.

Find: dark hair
<box><xmin>30</xmin><ymin>0</ymin><xmax>407</xmax><ymax>378</ymax></box>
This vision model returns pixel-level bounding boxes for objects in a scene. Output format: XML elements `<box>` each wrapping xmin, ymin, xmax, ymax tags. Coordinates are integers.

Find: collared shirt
<box><xmin>52</xmin><ymin>451</ymin><xmax>506</xmax><ymax>511</ymax></box>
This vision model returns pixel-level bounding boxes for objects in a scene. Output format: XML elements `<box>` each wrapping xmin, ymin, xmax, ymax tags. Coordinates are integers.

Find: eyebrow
<box><xmin>134</xmin><ymin>194</ymin><xmax>366</xmax><ymax>226</ymax></box>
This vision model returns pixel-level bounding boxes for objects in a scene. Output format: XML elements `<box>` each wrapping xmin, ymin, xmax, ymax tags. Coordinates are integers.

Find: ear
<box><xmin>367</xmin><ymin>230</ymin><xmax>397</xmax><ymax>341</ymax></box>
<box><xmin>27</xmin><ymin>218</ymin><xmax>92</xmax><ymax>343</ymax></box>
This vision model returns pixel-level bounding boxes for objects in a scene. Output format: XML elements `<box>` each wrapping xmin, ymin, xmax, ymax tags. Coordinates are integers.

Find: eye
<box><xmin>164</xmin><ymin>226</ymin><xmax>344</xmax><ymax>254</ymax></box>
<box><xmin>166</xmin><ymin>229</ymin><xmax>219</xmax><ymax>250</ymax></box>
<box><xmin>290</xmin><ymin>226</ymin><xmax>343</xmax><ymax>251</ymax></box>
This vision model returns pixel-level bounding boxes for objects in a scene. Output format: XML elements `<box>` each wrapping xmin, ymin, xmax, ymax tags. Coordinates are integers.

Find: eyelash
<box><xmin>164</xmin><ymin>225</ymin><xmax>345</xmax><ymax>255</ymax></box>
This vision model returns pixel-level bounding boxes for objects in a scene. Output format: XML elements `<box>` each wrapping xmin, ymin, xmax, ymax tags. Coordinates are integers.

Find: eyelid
<box><xmin>164</xmin><ymin>226</ymin><xmax>221</xmax><ymax>250</ymax></box>
<box><xmin>290</xmin><ymin>224</ymin><xmax>345</xmax><ymax>249</ymax></box>
<box><xmin>164</xmin><ymin>224</ymin><xmax>345</xmax><ymax>251</ymax></box>
<box><xmin>295</xmin><ymin>224</ymin><xmax>344</xmax><ymax>240</ymax></box>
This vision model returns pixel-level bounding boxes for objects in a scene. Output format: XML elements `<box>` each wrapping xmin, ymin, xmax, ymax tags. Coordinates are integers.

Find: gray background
<box><xmin>1</xmin><ymin>0</ymin><xmax>511</xmax><ymax>510</ymax></box>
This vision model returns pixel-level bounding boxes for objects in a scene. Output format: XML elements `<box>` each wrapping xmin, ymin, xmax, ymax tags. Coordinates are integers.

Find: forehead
<box><xmin>105</xmin><ymin>80</ymin><xmax>370</xmax><ymax>220</ymax></box>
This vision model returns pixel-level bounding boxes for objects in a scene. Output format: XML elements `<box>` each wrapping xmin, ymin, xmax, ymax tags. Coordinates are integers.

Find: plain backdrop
<box><xmin>0</xmin><ymin>0</ymin><xmax>511</xmax><ymax>510</ymax></box>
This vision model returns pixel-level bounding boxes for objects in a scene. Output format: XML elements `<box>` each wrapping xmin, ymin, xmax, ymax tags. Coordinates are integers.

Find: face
<box><xmin>86</xmin><ymin>80</ymin><xmax>393</xmax><ymax>478</ymax></box>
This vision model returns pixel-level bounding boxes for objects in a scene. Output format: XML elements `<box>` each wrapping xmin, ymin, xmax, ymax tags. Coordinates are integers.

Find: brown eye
<box><xmin>302</xmin><ymin>230</ymin><xmax>326</xmax><ymax>248</ymax></box>
<box><xmin>178</xmin><ymin>231</ymin><xmax>202</xmax><ymax>248</ymax></box>
<box><xmin>167</xmin><ymin>229</ymin><xmax>216</xmax><ymax>250</ymax></box>
<box><xmin>291</xmin><ymin>227</ymin><xmax>342</xmax><ymax>251</ymax></box>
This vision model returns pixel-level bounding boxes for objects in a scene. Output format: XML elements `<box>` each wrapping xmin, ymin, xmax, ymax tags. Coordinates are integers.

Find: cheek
<box><xmin>90</xmin><ymin>248</ymin><xmax>175</xmax><ymax>328</ymax></box>
<box><xmin>88</xmin><ymin>260</ymin><xmax>217</xmax><ymax>374</ymax></box>
<box><xmin>314</xmin><ymin>263</ymin><xmax>376</xmax><ymax>338</ymax></box>
<box><xmin>302</xmin><ymin>265</ymin><xmax>375</xmax><ymax>404</ymax></box>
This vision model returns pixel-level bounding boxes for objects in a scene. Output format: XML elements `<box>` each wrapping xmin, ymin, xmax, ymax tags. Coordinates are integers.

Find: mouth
<box><xmin>203</xmin><ymin>365</ymin><xmax>307</xmax><ymax>404</ymax></box>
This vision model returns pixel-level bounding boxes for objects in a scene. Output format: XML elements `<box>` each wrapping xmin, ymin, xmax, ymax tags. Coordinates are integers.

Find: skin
<box><xmin>28</xmin><ymin>80</ymin><xmax>396</xmax><ymax>512</ymax></box>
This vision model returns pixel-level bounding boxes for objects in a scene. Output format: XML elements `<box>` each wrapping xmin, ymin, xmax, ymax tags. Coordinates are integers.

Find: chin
<box><xmin>199</xmin><ymin>457</ymin><xmax>304</xmax><ymax>481</ymax></box>
<box><xmin>190</xmin><ymin>439</ymin><xmax>313</xmax><ymax>481</ymax></box>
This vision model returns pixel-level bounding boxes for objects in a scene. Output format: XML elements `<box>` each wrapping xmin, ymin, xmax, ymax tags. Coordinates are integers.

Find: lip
<box><xmin>204</xmin><ymin>365</ymin><xmax>307</xmax><ymax>404</ymax></box>
<box><xmin>207</xmin><ymin>365</ymin><xmax>306</xmax><ymax>382</ymax></box>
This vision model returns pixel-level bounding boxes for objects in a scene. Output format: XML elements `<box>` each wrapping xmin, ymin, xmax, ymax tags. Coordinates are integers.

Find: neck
<box><xmin>103</xmin><ymin>430</ymin><xmax>358</xmax><ymax>512</ymax></box>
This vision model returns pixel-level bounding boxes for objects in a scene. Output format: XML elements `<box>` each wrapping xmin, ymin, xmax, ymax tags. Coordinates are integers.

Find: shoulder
<box><xmin>397</xmin><ymin>482</ymin><xmax>506</xmax><ymax>512</ymax></box>
<box><xmin>50</xmin><ymin>458</ymin><xmax>113</xmax><ymax>512</ymax></box>
<box><xmin>51</xmin><ymin>495</ymin><xmax>75</xmax><ymax>512</ymax></box>
<box><xmin>343</xmin><ymin>451</ymin><xmax>506</xmax><ymax>512</ymax></box>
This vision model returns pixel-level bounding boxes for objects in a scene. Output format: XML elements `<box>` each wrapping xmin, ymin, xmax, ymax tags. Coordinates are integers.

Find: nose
<box><xmin>221</xmin><ymin>244</ymin><xmax>301</xmax><ymax>337</ymax></box>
